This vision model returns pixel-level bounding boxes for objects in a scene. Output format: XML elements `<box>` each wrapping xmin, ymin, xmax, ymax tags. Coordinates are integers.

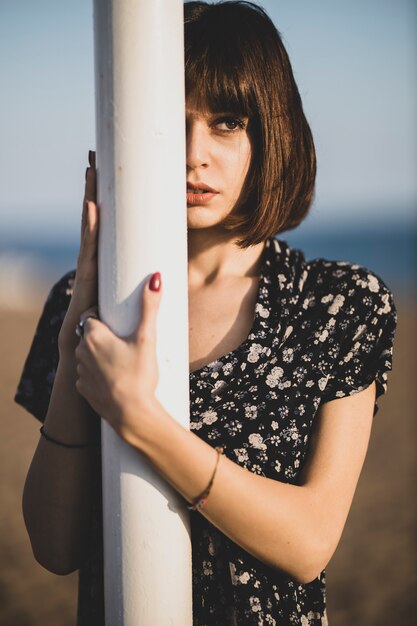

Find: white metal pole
<box><xmin>93</xmin><ymin>1</ymin><xmax>192</xmax><ymax>624</ymax></box>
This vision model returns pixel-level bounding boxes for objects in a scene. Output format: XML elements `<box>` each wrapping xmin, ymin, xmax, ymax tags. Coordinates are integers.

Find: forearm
<box><xmin>133</xmin><ymin>399</ymin><xmax>326</xmax><ymax>584</ymax></box>
<box><xmin>23</xmin><ymin>354</ymin><xmax>101</xmax><ymax>575</ymax></box>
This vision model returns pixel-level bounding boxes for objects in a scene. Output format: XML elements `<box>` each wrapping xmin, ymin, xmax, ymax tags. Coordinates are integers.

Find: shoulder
<box><xmin>272</xmin><ymin>237</ymin><xmax>396</xmax><ymax>321</ymax></box>
<box><xmin>30</xmin><ymin>267</ymin><xmax>76</xmax><ymax>339</ymax></box>
<box><xmin>29</xmin><ymin>269</ymin><xmax>76</xmax><ymax>349</ymax></box>
<box><xmin>41</xmin><ymin>270</ymin><xmax>75</xmax><ymax>319</ymax></box>
<box><xmin>46</xmin><ymin>269</ymin><xmax>76</xmax><ymax>305</ymax></box>
<box><xmin>14</xmin><ymin>269</ymin><xmax>76</xmax><ymax>422</ymax></box>
<box><xmin>39</xmin><ymin>269</ymin><xmax>76</xmax><ymax>323</ymax></box>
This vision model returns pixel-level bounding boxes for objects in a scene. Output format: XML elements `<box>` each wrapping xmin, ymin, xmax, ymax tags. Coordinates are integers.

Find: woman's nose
<box><xmin>186</xmin><ymin>122</ymin><xmax>210</xmax><ymax>170</ymax></box>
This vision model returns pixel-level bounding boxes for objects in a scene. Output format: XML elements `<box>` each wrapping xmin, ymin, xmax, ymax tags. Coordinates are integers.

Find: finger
<box><xmin>82</xmin><ymin>317</ymin><xmax>114</xmax><ymax>354</ymax></box>
<box><xmin>87</xmin><ymin>200</ymin><xmax>99</xmax><ymax>235</ymax></box>
<box><xmin>81</xmin><ymin>314</ymin><xmax>101</xmax><ymax>339</ymax></box>
<box><xmin>134</xmin><ymin>272</ymin><xmax>162</xmax><ymax>342</ymax></box>
<box><xmin>75</xmin><ymin>320</ymin><xmax>101</xmax><ymax>366</ymax></box>
<box><xmin>75</xmin><ymin>307</ymin><xmax>100</xmax><ymax>341</ymax></box>
<box><xmin>84</xmin><ymin>165</ymin><xmax>97</xmax><ymax>203</ymax></box>
<box><xmin>81</xmin><ymin>305</ymin><xmax>99</xmax><ymax>320</ymax></box>
<box><xmin>78</xmin><ymin>201</ymin><xmax>99</xmax><ymax>263</ymax></box>
<box><xmin>81</xmin><ymin>151</ymin><xmax>97</xmax><ymax>236</ymax></box>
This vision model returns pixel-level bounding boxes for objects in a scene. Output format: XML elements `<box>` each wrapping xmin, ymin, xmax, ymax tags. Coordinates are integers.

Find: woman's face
<box><xmin>186</xmin><ymin>102</ymin><xmax>252</xmax><ymax>231</ymax></box>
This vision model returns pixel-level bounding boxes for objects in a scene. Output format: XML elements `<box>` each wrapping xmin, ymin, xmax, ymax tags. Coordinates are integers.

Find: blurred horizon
<box><xmin>1</xmin><ymin>222</ymin><xmax>414</xmax><ymax>309</ymax></box>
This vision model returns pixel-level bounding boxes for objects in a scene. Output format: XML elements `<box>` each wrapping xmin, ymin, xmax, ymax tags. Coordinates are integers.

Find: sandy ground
<box><xmin>0</xmin><ymin>295</ymin><xmax>416</xmax><ymax>626</ymax></box>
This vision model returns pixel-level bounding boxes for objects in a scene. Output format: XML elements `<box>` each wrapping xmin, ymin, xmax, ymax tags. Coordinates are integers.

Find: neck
<box><xmin>187</xmin><ymin>227</ymin><xmax>265</xmax><ymax>288</ymax></box>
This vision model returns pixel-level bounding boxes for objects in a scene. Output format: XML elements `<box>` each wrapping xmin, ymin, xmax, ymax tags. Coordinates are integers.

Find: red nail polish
<box><xmin>149</xmin><ymin>272</ymin><xmax>161</xmax><ymax>292</ymax></box>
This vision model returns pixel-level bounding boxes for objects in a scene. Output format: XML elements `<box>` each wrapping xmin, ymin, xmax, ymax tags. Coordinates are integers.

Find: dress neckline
<box><xmin>189</xmin><ymin>237</ymin><xmax>280</xmax><ymax>379</ymax></box>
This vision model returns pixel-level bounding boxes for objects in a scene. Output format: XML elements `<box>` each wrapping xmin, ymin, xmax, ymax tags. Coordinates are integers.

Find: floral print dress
<box><xmin>15</xmin><ymin>237</ymin><xmax>397</xmax><ymax>625</ymax></box>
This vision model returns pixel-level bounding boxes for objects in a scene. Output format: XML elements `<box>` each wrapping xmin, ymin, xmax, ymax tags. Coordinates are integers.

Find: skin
<box><xmin>185</xmin><ymin>104</ymin><xmax>252</xmax><ymax>230</ymax></box>
<box><xmin>23</xmin><ymin>108</ymin><xmax>376</xmax><ymax>583</ymax></box>
<box><xmin>185</xmin><ymin>105</ymin><xmax>266</xmax><ymax>370</ymax></box>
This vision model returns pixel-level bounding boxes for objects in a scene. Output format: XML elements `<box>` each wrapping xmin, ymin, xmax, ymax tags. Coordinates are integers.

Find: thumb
<box><xmin>134</xmin><ymin>272</ymin><xmax>162</xmax><ymax>340</ymax></box>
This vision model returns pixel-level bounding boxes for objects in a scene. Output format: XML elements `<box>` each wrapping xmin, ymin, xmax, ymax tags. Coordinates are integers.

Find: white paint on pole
<box><xmin>93</xmin><ymin>1</ymin><xmax>192</xmax><ymax>624</ymax></box>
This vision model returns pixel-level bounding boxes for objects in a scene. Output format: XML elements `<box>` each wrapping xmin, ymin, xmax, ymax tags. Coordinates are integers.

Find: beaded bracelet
<box><xmin>188</xmin><ymin>446</ymin><xmax>224</xmax><ymax>511</ymax></box>
<box><xmin>40</xmin><ymin>425</ymin><xmax>95</xmax><ymax>449</ymax></box>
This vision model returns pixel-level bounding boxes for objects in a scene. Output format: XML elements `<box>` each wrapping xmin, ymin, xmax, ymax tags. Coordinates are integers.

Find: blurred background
<box><xmin>0</xmin><ymin>1</ymin><xmax>415</xmax><ymax>625</ymax></box>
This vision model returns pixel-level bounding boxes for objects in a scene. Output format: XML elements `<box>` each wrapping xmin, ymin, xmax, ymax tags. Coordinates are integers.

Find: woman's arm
<box><xmin>127</xmin><ymin>384</ymin><xmax>375</xmax><ymax>584</ymax></box>
<box><xmin>76</xmin><ymin>275</ymin><xmax>376</xmax><ymax>585</ymax></box>
<box><xmin>22</xmin><ymin>156</ymin><xmax>101</xmax><ymax>575</ymax></box>
<box><xmin>22</xmin><ymin>355</ymin><xmax>101</xmax><ymax>575</ymax></box>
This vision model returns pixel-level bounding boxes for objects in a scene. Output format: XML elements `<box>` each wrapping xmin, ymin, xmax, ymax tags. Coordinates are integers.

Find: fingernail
<box><xmin>149</xmin><ymin>272</ymin><xmax>161</xmax><ymax>292</ymax></box>
<box><xmin>85</xmin><ymin>167</ymin><xmax>89</xmax><ymax>180</ymax></box>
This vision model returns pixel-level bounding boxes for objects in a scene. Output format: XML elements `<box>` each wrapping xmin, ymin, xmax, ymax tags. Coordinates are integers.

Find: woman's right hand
<box><xmin>58</xmin><ymin>150</ymin><xmax>99</xmax><ymax>355</ymax></box>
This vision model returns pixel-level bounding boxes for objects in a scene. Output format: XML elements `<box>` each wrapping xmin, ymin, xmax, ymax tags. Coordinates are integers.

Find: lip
<box><xmin>186</xmin><ymin>181</ymin><xmax>219</xmax><ymax>205</ymax></box>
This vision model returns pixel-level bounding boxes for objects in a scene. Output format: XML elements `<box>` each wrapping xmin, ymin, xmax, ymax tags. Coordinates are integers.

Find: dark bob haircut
<box><xmin>184</xmin><ymin>1</ymin><xmax>316</xmax><ymax>248</ymax></box>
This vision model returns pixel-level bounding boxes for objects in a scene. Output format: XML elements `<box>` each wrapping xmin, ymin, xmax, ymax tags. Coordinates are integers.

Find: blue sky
<box><xmin>0</xmin><ymin>0</ymin><xmax>416</xmax><ymax>241</ymax></box>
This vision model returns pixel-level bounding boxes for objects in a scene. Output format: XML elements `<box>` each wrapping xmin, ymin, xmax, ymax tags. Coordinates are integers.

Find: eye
<box><xmin>213</xmin><ymin>116</ymin><xmax>247</xmax><ymax>133</ymax></box>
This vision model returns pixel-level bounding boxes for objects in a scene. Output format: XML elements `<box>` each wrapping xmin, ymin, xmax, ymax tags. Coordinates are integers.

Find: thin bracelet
<box><xmin>188</xmin><ymin>446</ymin><xmax>224</xmax><ymax>511</ymax></box>
<box><xmin>40</xmin><ymin>425</ymin><xmax>95</xmax><ymax>449</ymax></box>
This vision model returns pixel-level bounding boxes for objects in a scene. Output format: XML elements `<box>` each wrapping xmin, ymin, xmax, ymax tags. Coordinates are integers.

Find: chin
<box><xmin>186</xmin><ymin>206</ymin><xmax>225</xmax><ymax>230</ymax></box>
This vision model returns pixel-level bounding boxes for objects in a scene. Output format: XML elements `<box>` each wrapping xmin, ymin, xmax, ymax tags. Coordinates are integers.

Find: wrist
<box><xmin>122</xmin><ymin>395</ymin><xmax>169</xmax><ymax>453</ymax></box>
<box><xmin>43</xmin><ymin>358</ymin><xmax>101</xmax><ymax>444</ymax></box>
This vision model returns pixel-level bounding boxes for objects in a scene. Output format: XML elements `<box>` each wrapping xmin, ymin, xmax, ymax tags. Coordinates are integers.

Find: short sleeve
<box><xmin>14</xmin><ymin>270</ymin><xmax>75</xmax><ymax>423</ymax></box>
<box><xmin>320</xmin><ymin>269</ymin><xmax>397</xmax><ymax>414</ymax></box>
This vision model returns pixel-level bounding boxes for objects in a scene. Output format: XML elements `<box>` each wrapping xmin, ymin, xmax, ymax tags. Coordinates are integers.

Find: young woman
<box><xmin>16</xmin><ymin>2</ymin><xmax>397</xmax><ymax>625</ymax></box>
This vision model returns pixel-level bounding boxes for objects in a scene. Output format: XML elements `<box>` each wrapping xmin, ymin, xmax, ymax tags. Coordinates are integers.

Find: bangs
<box><xmin>184</xmin><ymin>2</ymin><xmax>316</xmax><ymax>247</ymax></box>
<box><xmin>185</xmin><ymin>8</ymin><xmax>256</xmax><ymax>116</ymax></box>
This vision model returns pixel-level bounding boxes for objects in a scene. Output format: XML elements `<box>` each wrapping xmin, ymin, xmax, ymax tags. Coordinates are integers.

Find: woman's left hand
<box><xmin>74</xmin><ymin>272</ymin><xmax>162</xmax><ymax>446</ymax></box>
